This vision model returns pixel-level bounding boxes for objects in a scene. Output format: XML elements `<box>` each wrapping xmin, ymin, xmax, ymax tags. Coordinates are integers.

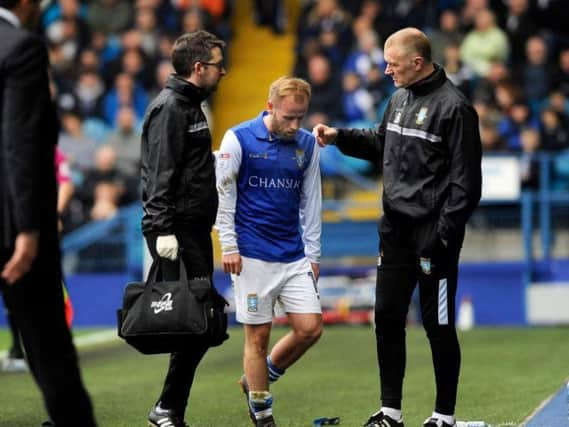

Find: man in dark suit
<box><xmin>0</xmin><ymin>0</ymin><xmax>97</xmax><ymax>425</ymax></box>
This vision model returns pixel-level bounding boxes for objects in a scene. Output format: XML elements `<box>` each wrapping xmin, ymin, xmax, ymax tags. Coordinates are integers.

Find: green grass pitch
<box><xmin>0</xmin><ymin>326</ymin><xmax>567</xmax><ymax>426</ymax></box>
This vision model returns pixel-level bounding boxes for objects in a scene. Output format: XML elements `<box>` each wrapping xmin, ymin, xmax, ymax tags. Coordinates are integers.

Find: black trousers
<box><xmin>375</xmin><ymin>213</ymin><xmax>464</xmax><ymax>415</ymax></box>
<box><xmin>0</xmin><ymin>234</ymin><xmax>97</xmax><ymax>427</ymax></box>
<box><xmin>145</xmin><ymin>226</ymin><xmax>213</xmax><ymax>417</ymax></box>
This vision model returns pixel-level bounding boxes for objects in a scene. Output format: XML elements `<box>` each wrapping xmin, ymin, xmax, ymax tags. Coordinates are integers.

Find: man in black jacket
<box><xmin>0</xmin><ymin>0</ymin><xmax>97</xmax><ymax>425</ymax></box>
<box><xmin>140</xmin><ymin>30</ymin><xmax>226</xmax><ymax>427</ymax></box>
<box><xmin>314</xmin><ymin>28</ymin><xmax>482</xmax><ymax>427</ymax></box>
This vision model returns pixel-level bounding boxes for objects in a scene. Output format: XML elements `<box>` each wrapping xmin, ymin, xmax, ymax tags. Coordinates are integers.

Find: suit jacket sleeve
<box><xmin>2</xmin><ymin>35</ymin><xmax>51</xmax><ymax>233</ymax></box>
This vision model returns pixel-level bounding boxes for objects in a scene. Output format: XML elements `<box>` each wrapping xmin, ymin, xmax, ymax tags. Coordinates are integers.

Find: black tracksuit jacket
<box><xmin>141</xmin><ymin>75</ymin><xmax>218</xmax><ymax>235</ymax></box>
<box><xmin>336</xmin><ymin>65</ymin><xmax>482</xmax><ymax>244</ymax></box>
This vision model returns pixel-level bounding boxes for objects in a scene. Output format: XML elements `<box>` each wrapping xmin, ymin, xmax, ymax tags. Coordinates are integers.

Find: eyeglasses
<box><xmin>201</xmin><ymin>60</ymin><xmax>225</xmax><ymax>70</ymax></box>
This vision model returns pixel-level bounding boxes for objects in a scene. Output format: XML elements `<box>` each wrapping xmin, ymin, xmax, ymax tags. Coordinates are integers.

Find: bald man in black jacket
<box><xmin>0</xmin><ymin>0</ymin><xmax>97</xmax><ymax>425</ymax></box>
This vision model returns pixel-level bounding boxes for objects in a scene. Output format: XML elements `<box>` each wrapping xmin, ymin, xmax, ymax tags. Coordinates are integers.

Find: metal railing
<box><xmin>60</xmin><ymin>152</ymin><xmax>569</xmax><ymax>283</ymax></box>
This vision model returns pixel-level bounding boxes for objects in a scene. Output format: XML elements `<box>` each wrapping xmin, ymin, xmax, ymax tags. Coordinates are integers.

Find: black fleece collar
<box><xmin>166</xmin><ymin>74</ymin><xmax>210</xmax><ymax>104</ymax></box>
<box><xmin>407</xmin><ymin>63</ymin><xmax>447</xmax><ymax>96</ymax></box>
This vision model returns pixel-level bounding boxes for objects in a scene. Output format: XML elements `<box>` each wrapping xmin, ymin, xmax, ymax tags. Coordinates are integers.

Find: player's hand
<box><xmin>156</xmin><ymin>234</ymin><xmax>179</xmax><ymax>261</ymax></box>
<box><xmin>312</xmin><ymin>124</ymin><xmax>338</xmax><ymax>147</ymax></box>
<box><xmin>310</xmin><ymin>263</ymin><xmax>320</xmax><ymax>282</ymax></box>
<box><xmin>1</xmin><ymin>231</ymin><xmax>39</xmax><ymax>285</ymax></box>
<box><xmin>222</xmin><ymin>253</ymin><xmax>242</xmax><ymax>275</ymax></box>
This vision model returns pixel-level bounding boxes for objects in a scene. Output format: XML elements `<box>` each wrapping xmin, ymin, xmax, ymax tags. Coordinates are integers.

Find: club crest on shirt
<box><xmin>294</xmin><ymin>149</ymin><xmax>305</xmax><ymax>168</ymax></box>
<box><xmin>416</xmin><ymin>107</ymin><xmax>428</xmax><ymax>125</ymax></box>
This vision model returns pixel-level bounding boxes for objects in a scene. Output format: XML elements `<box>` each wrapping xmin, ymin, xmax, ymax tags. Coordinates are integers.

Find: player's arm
<box><xmin>214</xmin><ymin>130</ymin><xmax>242</xmax><ymax>274</ymax></box>
<box><xmin>300</xmin><ymin>142</ymin><xmax>322</xmax><ymax>281</ymax></box>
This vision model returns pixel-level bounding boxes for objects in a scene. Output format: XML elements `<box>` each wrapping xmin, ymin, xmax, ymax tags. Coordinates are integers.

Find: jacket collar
<box><xmin>165</xmin><ymin>74</ymin><xmax>210</xmax><ymax>104</ymax></box>
<box><xmin>0</xmin><ymin>7</ymin><xmax>21</xmax><ymax>27</ymax></box>
<box><xmin>407</xmin><ymin>63</ymin><xmax>446</xmax><ymax>96</ymax></box>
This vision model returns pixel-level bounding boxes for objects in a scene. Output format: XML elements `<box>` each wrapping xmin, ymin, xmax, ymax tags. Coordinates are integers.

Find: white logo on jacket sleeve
<box><xmin>150</xmin><ymin>293</ymin><xmax>173</xmax><ymax>313</ymax></box>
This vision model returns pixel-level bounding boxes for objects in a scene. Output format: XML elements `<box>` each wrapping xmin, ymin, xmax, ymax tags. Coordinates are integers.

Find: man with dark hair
<box><xmin>314</xmin><ymin>27</ymin><xmax>482</xmax><ymax>427</ymax></box>
<box><xmin>0</xmin><ymin>0</ymin><xmax>97</xmax><ymax>425</ymax></box>
<box><xmin>141</xmin><ymin>29</ymin><xmax>227</xmax><ymax>427</ymax></box>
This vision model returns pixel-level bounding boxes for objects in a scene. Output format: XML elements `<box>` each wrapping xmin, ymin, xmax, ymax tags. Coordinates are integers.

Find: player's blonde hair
<box><xmin>268</xmin><ymin>76</ymin><xmax>311</xmax><ymax>105</ymax></box>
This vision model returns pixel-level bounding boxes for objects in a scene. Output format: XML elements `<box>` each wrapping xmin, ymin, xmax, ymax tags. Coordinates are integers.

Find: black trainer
<box><xmin>148</xmin><ymin>406</ymin><xmax>189</xmax><ymax>427</ymax></box>
<box><xmin>423</xmin><ymin>417</ymin><xmax>456</xmax><ymax>427</ymax></box>
<box><xmin>363</xmin><ymin>411</ymin><xmax>404</xmax><ymax>427</ymax></box>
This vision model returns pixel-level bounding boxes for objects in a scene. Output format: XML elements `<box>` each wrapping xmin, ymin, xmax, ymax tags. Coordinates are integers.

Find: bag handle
<box><xmin>143</xmin><ymin>252</ymin><xmax>190</xmax><ymax>295</ymax></box>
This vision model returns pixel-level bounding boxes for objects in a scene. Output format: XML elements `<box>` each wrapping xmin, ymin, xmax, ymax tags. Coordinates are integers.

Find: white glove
<box><xmin>156</xmin><ymin>234</ymin><xmax>179</xmax><ymax>261</ymax></box>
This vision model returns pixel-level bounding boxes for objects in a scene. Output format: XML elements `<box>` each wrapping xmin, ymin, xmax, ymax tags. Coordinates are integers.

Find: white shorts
<box><xmin>233</xmin><ymin>256</ymin><xmax>322</xmax><ymax>324</ymax></box>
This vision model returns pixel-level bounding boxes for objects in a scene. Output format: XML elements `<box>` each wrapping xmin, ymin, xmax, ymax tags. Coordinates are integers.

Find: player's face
<box><xmin>268</xmin><ymin>94</ymin><xmax>309</xmax><ymax>140</ymax></box>
<box><xmin>384</xmin><ymin>45</ymin><xmax>422</xmax><ymax>88</ymax></box>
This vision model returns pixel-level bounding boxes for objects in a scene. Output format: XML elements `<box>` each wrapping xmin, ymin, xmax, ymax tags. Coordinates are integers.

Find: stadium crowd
<box><xmin>45</xmin><ymin>0</ymin><xmax>569</xmax><ymax>232</ymax></box>
<box><xmin>293</xmin><ymin>0</ymin><xmax>569</xmax><ymax>191</ymax></box>
<box><xmin>44</xmin><ymin>0</ymin><xmax>233</xmax><ymax>231</ymax></box>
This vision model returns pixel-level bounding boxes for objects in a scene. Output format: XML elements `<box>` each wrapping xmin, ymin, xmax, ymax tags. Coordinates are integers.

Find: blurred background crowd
<box><xmin>42</xmin><ymin>0</ymin><xmax>569</xmax><ymax>232</ymax></box>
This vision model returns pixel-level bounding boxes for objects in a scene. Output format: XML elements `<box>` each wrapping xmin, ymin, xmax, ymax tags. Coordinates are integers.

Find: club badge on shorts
<box><xmin>420</xmin><ymin>257</ymin><xmax>432</xmax><ymax>275</ymax></box>
<box><xmin>247</xmin><ymin>293</ymin><xmax>258</xmax><ymax>312</ymax></box>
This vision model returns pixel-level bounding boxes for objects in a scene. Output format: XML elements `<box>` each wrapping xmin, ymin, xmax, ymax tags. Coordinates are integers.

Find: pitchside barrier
<box><xmin>1</xmin><ymin>154</ymin><xmax>568</xmax><ymax>327</ymax></box>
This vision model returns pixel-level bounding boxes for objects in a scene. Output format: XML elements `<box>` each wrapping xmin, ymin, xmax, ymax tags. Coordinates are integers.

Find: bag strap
<box><xmin>146</xmin><ymin>259</ymin><xmax>161</xmax><ymax>285</ymax></box>
<box><xmin>177</xmin><ymin>249</ymin><xmax>189</xmax><ymax>283</ymax></box>
<box><xmin>141</xmin><ymin>252</ymin><xmax>189</xmax><ymax>297</ymax></box>
<box><xmin>146</xmin><ymin>249</ymin><xmax>189</xmax><ymax>283</ymax></box>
